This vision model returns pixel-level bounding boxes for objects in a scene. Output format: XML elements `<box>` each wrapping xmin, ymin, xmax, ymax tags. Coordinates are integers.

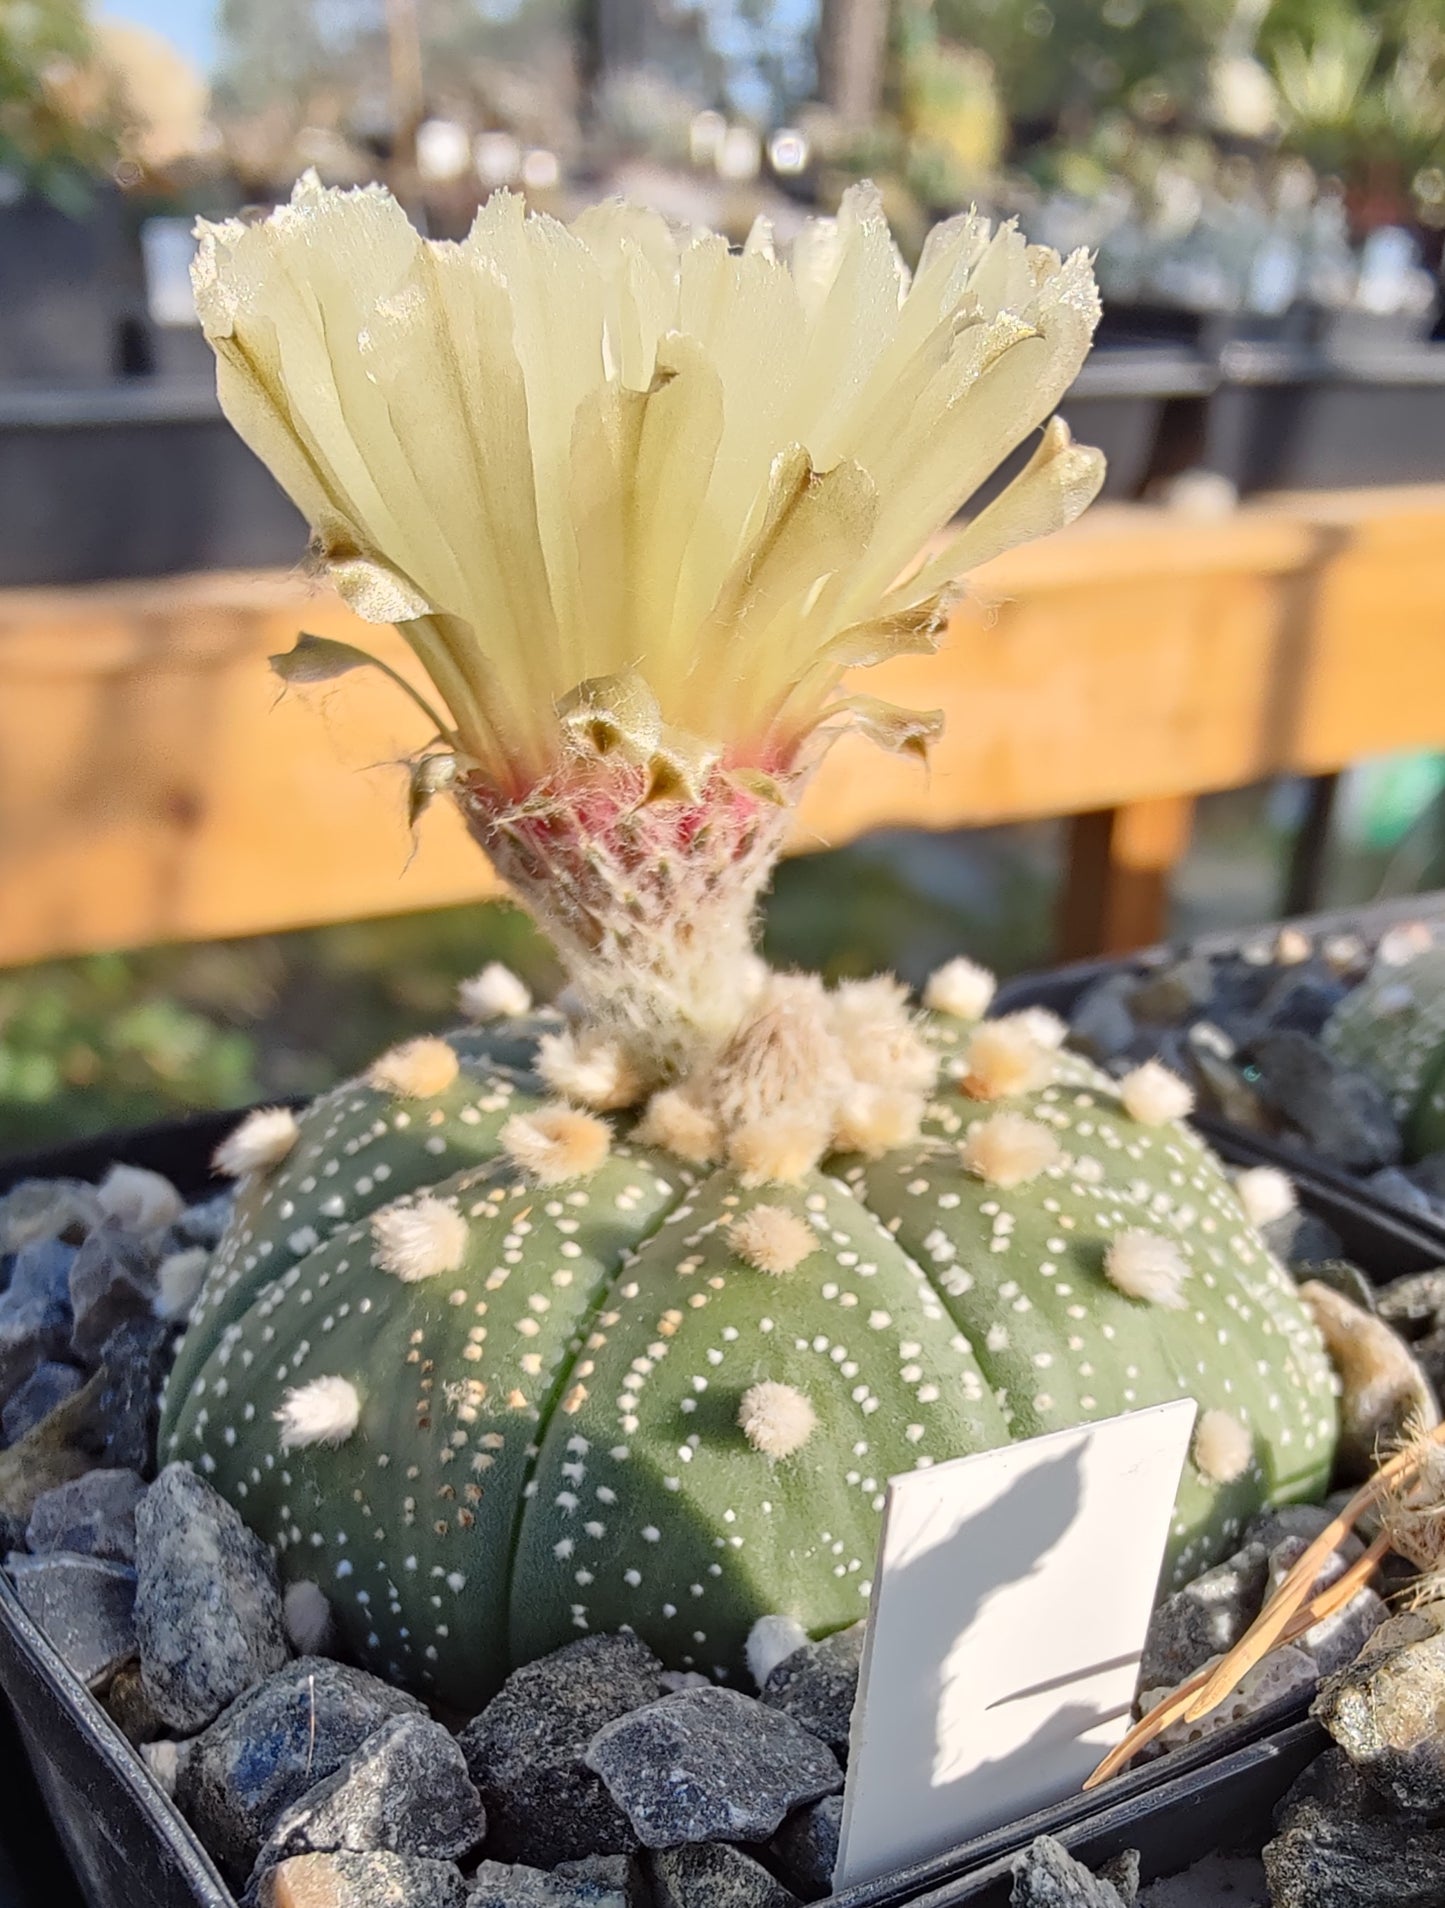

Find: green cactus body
<box><xmin>162</xmin><ymin>1014</ymin><xmax>1335</xmax><ymax>1712</ymax></box>
<box><xmin>1324</xmin><ymin>948</ymin><xmax>1445</xmax><ymax>1158</ymax></box>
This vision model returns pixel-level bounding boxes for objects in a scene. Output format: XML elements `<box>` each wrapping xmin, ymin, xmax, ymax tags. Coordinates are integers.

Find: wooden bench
<box><xmin>3</xmin><ymin>484</ymin><xmax>1442</xmax><ymax>971</ymax></box>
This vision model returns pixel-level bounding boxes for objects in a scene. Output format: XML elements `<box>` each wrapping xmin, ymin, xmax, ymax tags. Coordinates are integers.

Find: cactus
<box><xmin>164</xmin><ymin>1006</ymin><xmax>1335</xmax><ymax>1711</ymax></box>
<box><xmin>1324</xmin><ymin>946</ymin><xmax>1445</xmax><ymax>1158</ymax></box>
<box><xmin>161</xmin><ymin>177</ymin><xmax>1337</xmax><ymax>1712</ymax></box>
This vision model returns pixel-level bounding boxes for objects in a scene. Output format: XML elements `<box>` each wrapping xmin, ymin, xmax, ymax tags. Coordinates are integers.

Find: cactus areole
<box><xmin>163</xmin><ymin>177</ymin><xmax>1337</xmax><ymax>1712</ymax></box>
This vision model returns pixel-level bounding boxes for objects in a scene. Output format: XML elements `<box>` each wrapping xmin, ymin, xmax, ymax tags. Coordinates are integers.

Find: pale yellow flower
<box><xmin>194</xmin><ymin>173</ymin><xmax>1102</xmax><ymax>796</ymax></box>
<box><xmin>194</xmin><ymin>174</ymin><xmax>1104</xmax><ymax>1074</ymax></box>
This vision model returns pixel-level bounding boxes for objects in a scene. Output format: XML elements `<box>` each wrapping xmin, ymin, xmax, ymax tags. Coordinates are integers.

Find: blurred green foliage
<box><xmin>0</xmin><ymin>0</ymin><xmax>122</xmax><ymax>211</ymax></box>
<box><xmin>0</xmin><ymin>830</ymin><xmax>1057</xmax><ymax>1159</ymax></box>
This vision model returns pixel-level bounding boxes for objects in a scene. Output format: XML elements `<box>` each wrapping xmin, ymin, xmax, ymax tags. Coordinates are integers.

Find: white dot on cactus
<box><xmin>738</xmin><ymin>1380</ymin><xmax>817</xmax><ymax>1458</ymax></box>
<box><xmin>728</xmin><ymin>1114</ymin><xmax>831</xmax><ymax>1187</ymax></box>
<box><xmin>923</xmin><ymin>956</ymin><xmax>997</xmax><ymax>1021</ymax></box>
<box><xmin>371</xmin><ymin>1197</ymin><xmax>469</xmax><ymax>1282</ymax></box>
<box><xmin>457</xmin><ymin>962</ymin><xmax>532</xmax><ymax>1021</ymax></box>
<box><xmin>537</xmin><ymin>1028</ymin><xmax>643</xmax><ymax>1111</ymax></box>
<box><xmin>283</xmin><ymin>1579</ymin><xmax>334</xmax><ymax>1653</ymax></box>
<box><xmin>1105</xmin><ymin>1229</ymin><xmax>1191</xmax><ymax>1309</ymax></box>
<box><xmin>1233</xmin><ymin>1165</ymin><xmax>1297</xmax><ymax>1229</ymax></box>
<box><xmin>1120</xmin><ymin>1060</ymin><xmax>1195</xmax><ymax>1127</ymax></box>
<box><xmin>746</xmin><ymin>1613</ymin><xmax>809</xmax><ymax>1688</ymax></box>
<box><xmin>96</xmin><ymin>1162</ymin><xmax>185</xmax><ymax>1233</ymax></box>
<box><xmin>727</xmin><ymin>1205</ymin><xmax>817</xmax><ymax>1275</ymax></box>
<box><xmin>212</xmin><ymin>1105</ymin><xmax>302</xmax><ymax>1178</ymax></box>
<box><xmin>961</xmin><ymin>1112</ymin><xmax>1061</xmax><ymax>1188</ymax></box>
<box><xmin>152</xmin><ymin>1247</ymin><xmax>210</xmax><ymax>1322</ymax></box>
<box><xmin>960</xmin><ymin>1021</ymin><xmax>1055</xmax><ymax>1101</ymax></box>
<box><xmin>275</xmin><ymin>1374</ymin><xmax>362</xmax><ymax>1451</ymax></box>
<box><xmin>366</xmin><ymin>1036</ymin><xmax>459</xmax><ymax>1098</ymax></box>
<box><xmin>1193</xmin><ymin>1407</ymin><xmax>1253</xmax><ymax>1483</ymax></box>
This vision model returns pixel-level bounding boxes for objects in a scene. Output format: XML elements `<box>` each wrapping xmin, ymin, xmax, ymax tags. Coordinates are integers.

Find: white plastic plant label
<box><xmin>834</xmin><ymin>1398</ymin><xmax>1197</xmax><ymax>1891</ymax></box>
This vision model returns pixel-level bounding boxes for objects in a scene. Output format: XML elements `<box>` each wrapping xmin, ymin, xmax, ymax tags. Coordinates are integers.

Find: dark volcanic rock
<box><xmin>1247</xmin><ymin>1031</ymin><xmax>1401</xmax><ymax>1172</ymax></box>
<box><xmin>760</xmin><ymin>1623</ymin><xmax>863</xmax><ymax>1760</ymax></box>
<box><xmin>1</xmin><ymin>1360</ymin><xmax>84</xmax><ymax>1443</ymax></box>
<box><xmin>648</xmin><ymin>1843</ymin><xmax>799</xmax><ymax>1908</ymax></box>
<box><xmin>91</xmin><ymin>1314</ymin><xmax>170</xmax><ymax>1474</ymax></box>
<box><xmin>459</xmin><ymin>1634</ymin><xmax>666</xmax><ymax>1867</ymax></box>
<box><xmin>27</xmin><ymin>1467</ymin><xmax>145</xmax><ymax>1563</ymax></box>
<box><xmin>468</xmin><ymin>1855</ymin><xmax>639</xmax><ymax>1905</ymax></box>
<box><xmin>586</xmin><ymin>1685</ymin><xmax>842</xmax><ymax>1849</ymax></box>
<box><xmin>177</xmin><ymin>1657</ymin><xmax>424</xmax><ymax>1882</ymax></box>
<box><xmin>770</xmin><ymin>1795</ymin><xmax>842</xmax><ymax>1900</ymax></box>
<box><xmin>7</xmin><ymin>1549</ymin><xmax>136</xmax><ymax>1687</ymax></box>
<box><xmin>68</xmin><ymin>1226</ymin><xmax>155</xmax><ymax>1364</ymax></box>
<box><xmin>1313</xmin><ymin>1604</ymin><xmax>1445</xmax><ymax>1813</ymax></box>
<box><xmin>250</xmin><ymin>1715</ymin><xmax>485</xmax><ymax>1877</ymax></box>
<box><xmin>1139</xmin><ymin>1544</ymin><xmax>1269</xmax><ymax>1691</ymax></box>
<box><xmin>253</xmin><ymin>1850</ymin><xmax>465</xmax><ymax>1908</ymax></box>
<box><xmin>1009</xmin><ymin>1835</ymin><xmax>1135</xmax><ymax>1906</ymax></box>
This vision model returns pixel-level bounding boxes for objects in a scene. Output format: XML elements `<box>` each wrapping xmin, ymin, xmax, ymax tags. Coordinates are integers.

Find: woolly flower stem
<box><xmin>460</xmin><ymin>758</ymin><xmax>788</xmax><ymax>1078</ymax></box>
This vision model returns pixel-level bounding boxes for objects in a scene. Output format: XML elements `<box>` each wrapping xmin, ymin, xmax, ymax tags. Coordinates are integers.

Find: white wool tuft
<box><xmin>371</xmin><ymin>1196</ymin><xmax>469</xmax><ymax>1282</ymax></box>
<box><xmin>1120</xmin><ymin>1060</ymin><xmax>1195</xmax><ymax>1126</ymax></box>
<box><xmin>275</xmin><ymin>1374</ymin><xmax>361</xmax><ymax>1451</ymax></box>
<box><xmin>747</xmin><ymin>1614</ymin><xmax>810</xmax><ymax>1689</ymax></box>
<box><xmin>1193</xmin><ymin>1408</ymin><xmax>1254</xmax><ymax>1484</ymax></box>
<box><xmin>153</xmin><ymin>1247</ymin><xmax>210</xmax><ymax>1322</ymax></box>
<box><xmin>141</xmin><ymin>1740</ymin><xmax>180</xmax><ymax>1797</ymax></box>
<box><xmin>211</xmin><ymin>1105</ymin><xmax>301</xmax><ymax>1179</ymax></box>
<box><xmin>960</xmin><ymin>1113</ymin><xmax>1061</xmax><ymax>1188</ymax></box>
<box><xmin>923</xmin><ymin>956</ymin><xmax>997</xmax><ymax>1021</ymax></box>
<box><xmin>738</xmin><ymin>1380</ymin><xmax>818</xmax><ymax>1458</ymax></box>
<box><xmin>711</xmin><ymin>973</ymin><xmax>850</xmax><ymax>1137</ymax></box>
<box><xmin>634</xmin><ymin>1089</ymin><xmax>721</xmax><ymax>1165</ymax></box>
<box><xmin>501</xmin><ymin>1103</ymin><xmax>612</xmax><ymax>1186</ymax></box>
<box><xmin>834</xmin><ymin>1084</ymin><xmax>926</xmax><ymax>1157</ymax></box>
<box><xmin>536</xmin><ymin>1028</ymin><xmax>642</xmax><ymax>1111</ymax></box>
<box><xmin>1234</xmin><ymin>1165</ymin><xmax>1297</xmax><ymax>1229</ymax></box>
<box><xmin>366</xmin><ymin>1036</ymin><xmax>459</xmax><ymax>1099</ymax></box>
<box><xmin>457</xmin><ymin>961</ymin><xmax>532</xmax><ymax>1021</ymax></box>
<box><xmin>1105</xmin><ymin>1228</ymin><xmax>1190</xmax><ymax>1309</ymax></box>
<box><xmin>830</xmin><ymin>975</ymin><xmax>939</xmax><ymax>1094</ymax></box>
<box><xmin>97</xmin><ymin>1164</ymin><xmax>184</xmax><ymax>1234</ymax></box>
<box><xmin>996</xmin><ymin>1006</ymin><xmax>1069</xmax><ymax>1051</ymax></box>
<box><xmin>283</xmin><ymin>1579</ymin><xmax>335</xmax><ymax>1655</ymax></box>
<box><xmin>960</xmin><ymin>1020</ymin><xmax>1054</xmax><ymax>1101</ymax></box>
<box><xmin>729</xmin><ymin>1205</ymin><xmax>818</xmax><ymax>1275</ymax></box>
<box><xmin>727</xmin><ymin>1114</ymin><xmax>830</xmax><ymax>1188</ymax></box>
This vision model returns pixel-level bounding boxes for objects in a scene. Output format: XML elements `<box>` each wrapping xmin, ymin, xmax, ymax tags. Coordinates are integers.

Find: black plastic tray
<box><xmin>4</xmin><ymin>1103</ymin><xmax>1436</xmax><ymax>1908</ymax></box>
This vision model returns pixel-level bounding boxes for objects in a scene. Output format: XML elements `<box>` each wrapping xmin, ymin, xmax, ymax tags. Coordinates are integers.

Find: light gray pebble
<box><xmin>134</xmin><ymin>1462</ymin><xmax>287</xmax><ymax>1734</ymax></box>
<box><xmin>586</xmin><ymin>1685</ymin><xmax>842</xmax><ymax>1850</ymax></box>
